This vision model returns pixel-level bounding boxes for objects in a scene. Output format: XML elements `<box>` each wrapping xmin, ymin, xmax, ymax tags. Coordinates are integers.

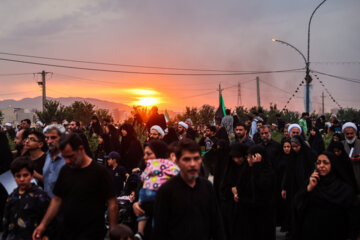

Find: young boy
<box><xmin>107</xmin><ymin>151</ymin><xmax>127</xmax><ymax>196</ymax></box>
<box><xmin>2</xmin><ymin>156</ymin><xmax>51</xmax><ymax>240</ymax></box>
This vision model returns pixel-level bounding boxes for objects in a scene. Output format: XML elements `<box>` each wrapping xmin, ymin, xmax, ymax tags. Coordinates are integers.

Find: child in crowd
<box><xmin>134</xmin><ymin>141</ymin><xmax>179</xmax><ymax>240</ymax></box>
<box><xmin>2</xmin><ymin>156</ymin><xmax>51</xmax><ymax>240</ymax></box>
<box><xmin>106</xmin><ymin>151</ymin><xmax>127</xmax><ymax>196</ymax></box>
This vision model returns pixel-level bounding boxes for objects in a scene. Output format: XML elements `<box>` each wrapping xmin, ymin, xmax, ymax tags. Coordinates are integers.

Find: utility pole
<box><xmin>36</xmin><ymin>70</ymin><xmax>51</xmax><ymax>111</ymax></box>
<box><xmin>321</xmin><ymin>91</ymin><xmax>325</xmax><ymax>114</ymax></box>
<box><xmin>256</xmin><ymin>76</ymin><xmax>260</xmax><ymax>108</ymax></box>
<box><xmin>237</xmin><ymin>81</ymin><xmax>242</xmax><ymax>106</ymax></box>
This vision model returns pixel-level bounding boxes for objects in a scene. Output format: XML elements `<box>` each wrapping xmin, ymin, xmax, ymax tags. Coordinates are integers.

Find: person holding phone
<box><xmin>293</xmin><ymin>151</ymin><xmax>360</xmax><ymax>240</ymax></box>
<box><xmin>233</xmin><ymin>145</ymin><xmax>276</xmax><ymax>240</ymax></box>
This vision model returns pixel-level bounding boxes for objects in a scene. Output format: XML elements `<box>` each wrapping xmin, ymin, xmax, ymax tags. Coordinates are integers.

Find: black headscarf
<box><xmin>290</xmin><ymin>135</ymin><xmax>316</xmax><ymax>188</ymax></box>
<box><xmin>327</xmin><ymin>141</ymin><xmax>359</xmax><ymax>193</ymax></box>
<box><xmin>163</xmin><ymin>128</ymin><xmax>178</xmax><ymax>145</ymax></box>
<box><xmin>327</xmin><ymin>132</ymin><xmax>344</xmax><ymax>150</ymax></box>
<box><xmin>215</xmin><ymin>127</ymin><xmax>230</xmax><ymax>145</ymax></box>
<box><xmin>310</xmin><ymin>151</ymin><xmax>356</xmax><ymax>206</ymax></box>
<box><xmin>236</xmin><ymin>145</ymin><xmax>275</xmax><ymax>207</ymax></box>
<box><xmin>220</xmin><ymin>143</ymin><xmax>248</xmax><ymax>201</ymax></box>
<box><xmin>0</xmin><ymin>132</ymin><xmax>12</xmax><ymax>174</ymax></box>
<box><xmin>308</xmin><ymin>127</ymin><xmax>325</xmax><ymax>155</ymax></box>
<box><xmin>120</xmin><ymin>124</ymin><xmax>137</xmax><ymax>153</ymax></box>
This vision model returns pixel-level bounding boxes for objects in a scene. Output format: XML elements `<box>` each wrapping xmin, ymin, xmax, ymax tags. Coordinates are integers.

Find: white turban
<box><xmin>36</xmin><ymin>121</ymin><xmax>44</xmax><ymax>127</ymax></box>
<box><xmin>288</xmin><ymin>123</ymin><xmax>302</xmax><ymax>135</ymax></box>
<box><xmin>178</xmin><ymin>121</ymin><xmax>189</xmax><ymax>130</ymax></box>
<box><xmin>150</xmin><ymin>125</ymin><xmax>165</xmax><ymax>138</ymax></box>
<box><xmin>342</xmin><ymin>122</ymin><xmax>358</xmax><ymax>133</ymax></box>
<box><xmin>4</xmin><ymin>123</ymin><xmax>11</xmax><ymax>127</ymax></box>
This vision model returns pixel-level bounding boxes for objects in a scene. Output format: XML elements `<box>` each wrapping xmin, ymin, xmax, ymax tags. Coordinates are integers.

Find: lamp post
<box><xmin>273</xmin><ymin>0</ymin><xmax>327</xmax><ymax>112</ymax></box>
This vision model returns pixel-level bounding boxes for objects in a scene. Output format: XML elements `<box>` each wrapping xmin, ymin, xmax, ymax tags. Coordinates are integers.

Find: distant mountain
<box><xmin>0</xmin><ymin>96</ymin><xmax>131</xmax><ymax>112</ymax></box>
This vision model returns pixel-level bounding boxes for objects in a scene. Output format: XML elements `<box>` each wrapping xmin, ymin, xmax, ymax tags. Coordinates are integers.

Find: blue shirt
<box><xmin>42</xmin><ymin>151</ymin><xmax>65</xmax><ymax>198</ymax></box>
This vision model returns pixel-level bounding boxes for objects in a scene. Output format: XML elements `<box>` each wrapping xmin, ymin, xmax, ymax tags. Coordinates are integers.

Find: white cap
<box><xmin>4</xmin><ymin>123</ymin><xmax>11</xmax><ymax>127</ymax></box>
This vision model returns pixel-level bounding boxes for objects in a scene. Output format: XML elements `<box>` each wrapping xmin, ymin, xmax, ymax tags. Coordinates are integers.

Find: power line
<box><xmin>313</xmin><ymin>74</ymin><xmax>343</xmax><ymax>109</ymax></box>
<box><xmin>312</xmin><ymin>61</ymin><xmax>360</xmax><ymax>65</ymax></box>
<box><xmin>0</xmin><ymin>57</ymin><xmax>305</xmax><ymax>76</ymax></box>
<box><xmin>0</xmin><ymin>73</ymin><xmax>34</xmax><ymax>77</ymax></box>
<box><xmin>259</xmin><ymin>80</ymin><xmax>291</xmax><ymax>94</ymax></box>
<box><xmin>0</xmin><ymin>51</ymin><xmax>306</xmax><ymax>73</ymax></box>
<box><xmin>281</xmin><ymin>80</ymin><xmax>304</xmax><ymax>111</ymax></box>
<box><xmin>311</xmin><ymin>70</ymin><xmax>360</xmax><ymax>84</ymax></box>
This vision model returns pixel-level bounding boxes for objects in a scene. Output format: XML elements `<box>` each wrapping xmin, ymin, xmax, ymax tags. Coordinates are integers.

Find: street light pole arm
<box><xmin>272</xmin><ymin>39</ymin><xmax>307</xmax><ymax>65</ymax></box>
<box><xmin>307</xmin><ymin>0</ymin><xmax>327</xmax><ymax>63</ymax></box>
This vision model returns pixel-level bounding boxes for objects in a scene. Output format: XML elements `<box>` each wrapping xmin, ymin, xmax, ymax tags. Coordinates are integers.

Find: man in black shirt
<box><xmin>32</xmin><ymin>133</ymin><xmax>118</xmax><ymax>240</ymax></box>
<box><xmin>153</xmin><ymin>139</ymin><xmax>224</xmax><ymax>240</ymax></box>
<box><xmin>258</xmin><ymin>125</ymin><xmax>282</xmax><ymax>169</ymax></box>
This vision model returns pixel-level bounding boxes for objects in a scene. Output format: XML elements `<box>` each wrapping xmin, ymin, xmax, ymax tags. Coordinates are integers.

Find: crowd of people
<box><xmin>0</xmin><ymin>106</ymin><xmax>359</xmax><ymax>240</ymax></box>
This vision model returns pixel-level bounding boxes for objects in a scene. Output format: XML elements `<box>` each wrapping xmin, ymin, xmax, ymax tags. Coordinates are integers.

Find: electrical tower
<box><xmin>237</xmin><ymin>81</ymin><xmax>242</xmax><ymax>106</ymax></box>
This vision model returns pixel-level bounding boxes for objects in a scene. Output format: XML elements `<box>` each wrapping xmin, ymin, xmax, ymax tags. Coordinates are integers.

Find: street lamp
<box><xmin>273</xmin><ymin>0</ymin><xmax>327</xmax><ymax>112</ymax></box>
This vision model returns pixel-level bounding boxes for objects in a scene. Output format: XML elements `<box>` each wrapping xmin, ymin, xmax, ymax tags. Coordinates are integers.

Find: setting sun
<box><xmin>135</xmin><ymin>97</ymin><xmax>160</xmax><ymax>106</ymax></box>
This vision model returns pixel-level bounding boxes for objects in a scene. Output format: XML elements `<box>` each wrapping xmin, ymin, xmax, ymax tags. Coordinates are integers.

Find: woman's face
<box><xmin>121</xmin><ymin>129</ymin><xmax>127</xmax><ymax>137</ymax></box>
<box><xmin>333</xmin><ymin>135</ymin><xmax>340</xmax><ymax>142</ymax></box>
<box><xmin>283</xmin><ymin>142</ymin><xmax>291</xmax><ymax>155</ymax></box>
<box><xmin>291</xmin><ymin>142</ymin><xmax>301</xmax><ymax>153</ymax></box>
<box><xmin>144</xmin><ymin>146</ymin><xmax>156</xmax><ymax>161</ymax></box>
<box><xmin>232</xmin><ymin>156</ymin><xmax>245</xmax><ymax>165</ymax></box>
<box><xmin>316</xmin><ymin>154</ymin><xmax>331</xmax><ymax>176</ymax></box>
<box><xmin>333</xmin><ymin>147</ymin><xmax>342</xmax><ymax>157</ymax></box>
<box><xmin>98</xmin><ymin>136</ymin><xmax>103</xmax><ymax>144</ymax></box>
<box><xmin>310</xmin><ymin>129</ymin><xmax>316</xmax><ymax>136</ymax></box>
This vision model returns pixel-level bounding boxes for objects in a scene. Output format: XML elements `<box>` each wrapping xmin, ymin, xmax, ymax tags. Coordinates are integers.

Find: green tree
<box><xmin>36</xmin><ymin>100</ymin><xmax>68</xmax><ymax>124</ymax></box>
<box><xmin>95</xmin><ymin>109</ymin><xmax>113</xmax><ymax>123</ymax></box>
<box><xmin>235</xmin><ymin>106</ymin><xmax>250</xmax><ymax>123</ymax></box>
<box><xmin>70</xmin><ymin>101</ymin><xmax>96</xmax><ymax>124</ymax></box>
<box><xmin>337</xmin><ymin>108</ymin><xmax>360</xmax><ymax>122</ymax></box>
<box><xmin>282</xmin><ymin>109</ymin><xmax>300</xmax><ymax>123</ymax></box>
<box><xmin>198</xmin><ymin>105</ymin><xmax>215</xmax><ymax>125</ymax></box>
<box><xmin>0</xmin><ymin>110</ymin><xmax>3</xmax><ymax>124</ymax></box>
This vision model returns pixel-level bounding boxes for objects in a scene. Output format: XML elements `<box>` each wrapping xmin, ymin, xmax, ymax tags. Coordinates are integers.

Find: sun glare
<box><xmin>135</xmin><ymin>97</ymin><xmax>159</xmax><ymax>106</ymax></box>
<box><xmin>124</xmin><ymin>89</ymin><xmax>159</xmax><ymax>95</ymax></box>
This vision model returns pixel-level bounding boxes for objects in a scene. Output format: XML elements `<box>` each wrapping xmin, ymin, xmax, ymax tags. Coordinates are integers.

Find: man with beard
<box><xmin>13</xmin><ymin>128</ymin><xmax>31</xmax><ymax>156</ymax></box>
<box><xmin>231</xmin><ymin>122</ymin><xmax>254</xmax><ymax>147</ymax></box>
<box><xmin>42</xmin><ymin>124</ymin><xmax>66</xmax><ymax>198</ymax></box>
<box><xmin>177</xmin><ymin>121</ymin><xmax>188</xmax><ymax>140</ymax></box>
<box><xmin>154</xmin><ymin>139</ymin><xmax>224</xmax><ymax>240</ymax></box>
<box><xmin>149</xmin><ymin>125</ymin><xmax>165</xmax><ymax>141</ymax></box>
<box><xmin>258</xmin><ymin>125</ymin><xmax>282</xmax><ymax>169</ymax></box>
<box><xmin>288</xmin><ymin>123</ymin><xmax>302</xmax><ymax>138</ymax></box>
<box><xmin>341</xmin><ymin>122</ymin><xmax>360</xmax><ymax>192</ymax></box>
<box><xmin>68</xmin><ymin>121</ymin><xmax>80</xmax><ymax>132</ymax></box>
<box><xmin>33</xmin><ymin>133</ymin><xmax>118</xmax><ymax>240</ymax></box>
<box><xmin>21</xmin><ymin>119</ymin><xmax>31</xmax><ymax>130</ymax></box>
<box><xmin>199</xmin><ymin>125</ymin><xmax>218</xmax><ymax>151</ymax></box>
